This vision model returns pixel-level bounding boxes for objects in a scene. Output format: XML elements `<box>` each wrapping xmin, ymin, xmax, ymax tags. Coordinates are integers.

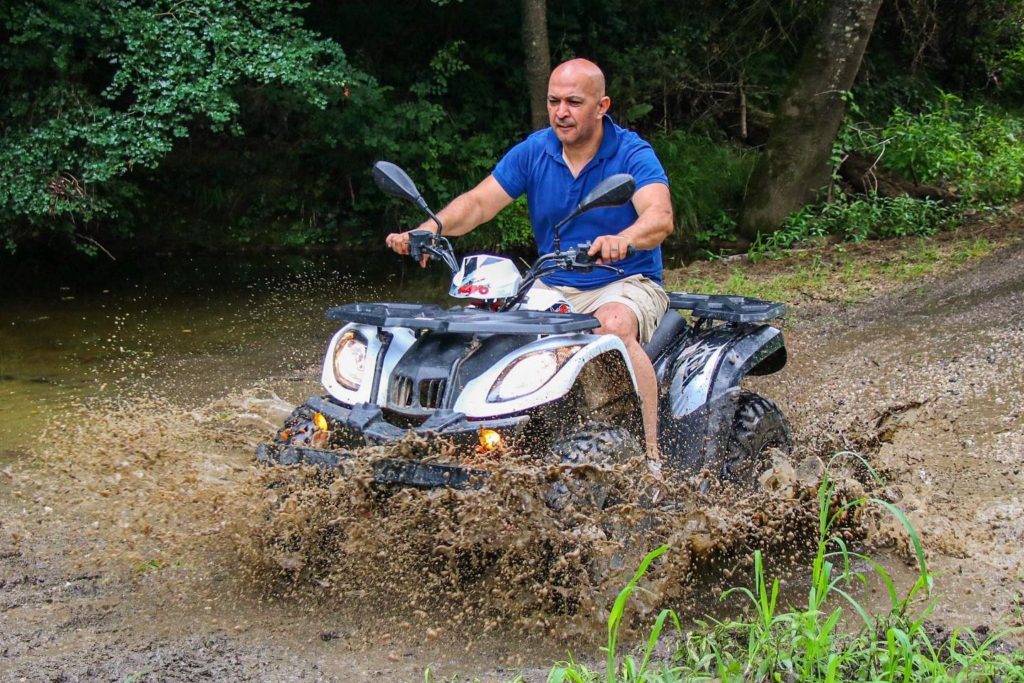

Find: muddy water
<box><xmin>2</xmin><ymin>243</ymin><xmax>1022</xmax><ymax>681</ymax></box>
<box><xmin>0</xmin><ymin>251</ymin><xmax>834</xmax><ymax>680</ymax></box>
<box><xmin>0</xmin><ymin>253</ymin><xmax>449</xmax><ymax>452</ymax></box>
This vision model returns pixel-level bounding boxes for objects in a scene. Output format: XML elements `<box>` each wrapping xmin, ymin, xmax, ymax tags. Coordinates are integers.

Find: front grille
<box><xmin>390</xmin><ymin>375</ymin><xmax>447</xmax><ymax>410</ymax></box>
<box><xmin>392</xmin><ymin>375</ymin><xmax>414</xmax><ymax>407</ymax></box>
<box><xmin>419</xmin><ymin>378</ymin><xmax>446</xmax><ymax>409</ymax></box>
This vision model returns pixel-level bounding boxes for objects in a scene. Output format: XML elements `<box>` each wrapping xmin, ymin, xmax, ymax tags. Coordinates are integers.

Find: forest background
<box><xmin>2</xmin><ymin>0</ymin><xmax>1023</xmax><ymax>258</ymax></box>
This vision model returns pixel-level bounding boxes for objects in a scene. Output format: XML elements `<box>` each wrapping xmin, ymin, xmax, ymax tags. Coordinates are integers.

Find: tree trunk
<box><xmin>521</xmin><ymin>0</ymin><xmax>550</xmax><ymax>130</ymax></box>
<box><xmin>739</xmin><ymin>0</ymin><xmax>884</xmax><ymax>240</ymax></box>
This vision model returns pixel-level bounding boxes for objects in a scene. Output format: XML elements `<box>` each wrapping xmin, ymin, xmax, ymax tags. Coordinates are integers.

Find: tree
<box><xmin>521</xmin><ymin>0</ymin><xmax>550</xmax><ymax>130</ymax></box>
<box><xmin>0</xmin><ymin>0</ymin><xmax>363</xmax><ymax>252</ymax></box>
<box><xmin>739</xmin><ymin>0</ymin><xmax>884</xmax><ymax>240</ymax></box>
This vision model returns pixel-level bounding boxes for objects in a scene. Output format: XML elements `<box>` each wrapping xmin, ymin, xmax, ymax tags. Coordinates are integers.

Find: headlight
<box><xmin>488</xmin><ymin>346</ymin><xmax>581</xmax><ymax>402</ymax></box>
<box><xmin>333</xmin><ymin>331</ymin><xmax>367</xmax><ymax>390</ymax></box>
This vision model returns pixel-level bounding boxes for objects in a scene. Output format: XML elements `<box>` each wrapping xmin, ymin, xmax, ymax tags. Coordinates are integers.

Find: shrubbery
<box><xmin>883</xmin><ymin>94</ymin><xmax>1024</xmax><ymax>202</ymax></box>
<box><xmin>651</xmin><ymin>131</ymin><xmax>756</xmax><ymax>242</ymax></box>
<box><xmin>746</xmin><ymin>94</ymin><xmax>1024</xmax><ymax>258</ymax></box>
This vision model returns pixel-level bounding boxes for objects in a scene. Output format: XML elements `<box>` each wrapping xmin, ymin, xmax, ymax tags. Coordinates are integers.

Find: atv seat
<box><xmin>644</xmin><ymin>310</ymin><xmax>688</xmax><ymax>362</ymax></box>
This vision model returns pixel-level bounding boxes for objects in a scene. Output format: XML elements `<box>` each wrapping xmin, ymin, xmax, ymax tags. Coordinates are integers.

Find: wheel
<box><xmin>718</xmin><ymin>391</ymin><xmax>792</xmax><ymax>485</ymax></box>
<box><xmin>544</xmin><ymin>421</ymin><xmax>643</xmax><ymax>510</ymax></box>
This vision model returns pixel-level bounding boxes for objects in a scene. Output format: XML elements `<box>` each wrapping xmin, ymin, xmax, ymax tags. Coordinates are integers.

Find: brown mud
<box><xmin>2</xmin><ymin>216</ymin><xmax>1024</xmax><ymax>681</ymax></box>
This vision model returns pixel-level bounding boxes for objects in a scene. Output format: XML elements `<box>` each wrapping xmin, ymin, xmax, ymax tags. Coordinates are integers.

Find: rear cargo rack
<box><xmin>667</xmin><ymin>292</ymin><xmax>786</xmax><ymax>323</ymax></box>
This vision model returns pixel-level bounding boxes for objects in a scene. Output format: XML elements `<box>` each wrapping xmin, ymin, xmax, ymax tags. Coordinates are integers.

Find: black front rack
<box><xmin>326</xmin><ymin>302</ymin><xmax>600</xmax><ymax>335</ymax></box>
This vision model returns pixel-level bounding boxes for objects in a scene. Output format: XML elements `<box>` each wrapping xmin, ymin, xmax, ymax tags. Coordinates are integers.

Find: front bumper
<box><xmin>255</xmin><ymin>396</ymin><xmax>529</xmax><ymax>490</ymax></box>
<box><xmin>304</xmin><ymin>395</ymin><xmax>529</xmax><ymax>446</ymax></box>
<box><xmin>255</xmin><ymin>442</ymin><xmax>488</xmax><ymax>490</ymax></box>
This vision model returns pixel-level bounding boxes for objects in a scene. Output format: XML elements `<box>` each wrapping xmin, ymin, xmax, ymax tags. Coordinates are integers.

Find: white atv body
<box><xmin>256</xmin><ymin>163</ymin><xmax>791</xmax><ymax>491</ymax></box>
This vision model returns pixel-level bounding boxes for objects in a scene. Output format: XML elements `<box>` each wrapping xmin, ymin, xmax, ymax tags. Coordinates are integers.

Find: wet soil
<box><xmin>2</xmin><ymin>217</ymin><xmax>1024</xmax><ymax>681</ymax></box>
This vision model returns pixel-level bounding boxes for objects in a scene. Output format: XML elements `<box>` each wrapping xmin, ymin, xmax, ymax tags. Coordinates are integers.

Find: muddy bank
<box><xmin>1</xmin><ymin>386</ymin><xmax>849</xmax><ymax>681</ymax></box>
<box><xmin>3</xmin><ymin>223</ymin><xmax>1023</xmax><ymax>680</ymax></box>
<box><xmin>772</xmin><ymin>236</ymin><xmax>1024</xmax><ymax>631</ymax></box>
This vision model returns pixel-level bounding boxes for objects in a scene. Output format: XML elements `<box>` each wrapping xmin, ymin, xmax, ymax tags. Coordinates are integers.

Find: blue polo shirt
<box><xmin>492</xmin><ymin>115</ymin><xmax>669</xmax><ymax>289</ymax></box>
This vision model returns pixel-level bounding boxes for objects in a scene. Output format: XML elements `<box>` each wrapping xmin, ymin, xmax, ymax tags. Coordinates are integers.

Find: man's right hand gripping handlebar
<box><xmin>385</xmin><ymin>230</ymin><xmax>431</xmax><ymax>268</ymax></box>
<box><xmin>587</xmin><ymin>234</ymin><xmax>636</xmax><ymax>265</ymax></box>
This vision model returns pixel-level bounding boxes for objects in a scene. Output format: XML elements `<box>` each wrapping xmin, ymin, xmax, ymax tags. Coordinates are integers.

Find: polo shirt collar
<box><xmin>545</xmin><ymin>114</ymin><xmax>620</xmax><ymax>161</ymax></box>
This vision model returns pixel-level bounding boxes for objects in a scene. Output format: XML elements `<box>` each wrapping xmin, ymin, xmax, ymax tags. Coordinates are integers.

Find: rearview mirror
<box><xmin>578</xmin><ymin>173</ymin><xmax>636</xmax><ymax>212</ymax></box>
<box><xmin>551</xmin><ymin>173</ymin><xmax>636</xmax><ymax>250</ymax></box>
<box><xmin>372</xmin><ymin>160</ymin><xmax>443</xmax><ymax>234</ymax></box>
<box><xmin>372</xmin><ymin>161</ymin><xmax>422</xmax><ymax>203</ymax></box>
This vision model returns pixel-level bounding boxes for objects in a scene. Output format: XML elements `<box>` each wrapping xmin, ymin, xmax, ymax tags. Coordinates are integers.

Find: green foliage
<box><xmin>353</xmin><ymin>42</ymin><xmax>514</xmax><ymax>223</ymax></box>
<box><xmin>651</xmin><ymin>131</ymin><xmax>755</xmax><ymax>241</ymax></box>
<box><xmin>551</xmin><ymin>0</ymin><xmax>815</xmax><ymax>131</ymax></box>
<box><xmin>977</xmin><ymin>3</ymin><xmax>1024</xmax><ymax>98</ymax></box>
<box><xmin>0</xmin><ymin>0</ymin><xmax>362</xmax><ymax>250</ymax></box>
<box><xmin>883</xmin><ymin>94</ymin><xmax>1024</xmax><ymax>202</ymax></box>
<box><xmin>2</xmin><ymin>0</ymin><xmax>1021</xmax><ymax>253</ymax></box>
<box><xmin>771</xmin><ymin>195</ymin><xmax>957</xmax><ymax>254</ymax></box>
<box><xmin>547</xmin><ymin>458</ymin><xmax>1024</xmax><ymax>682</ymax></box>
<box><xmin>489</xmin><ymin>197</ymin><xmax>535</xmax><ymax>251</ymax></box>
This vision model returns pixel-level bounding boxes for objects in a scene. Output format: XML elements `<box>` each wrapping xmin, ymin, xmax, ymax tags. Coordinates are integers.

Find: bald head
<box><xmin>546</xmin><ymin>59</ymin><xmax>611</xmax><ymax>150</ymax></box>
<box><xmin>549</xmin><ymin>58</ymin><xmax>606</xmax><ymax>99</ymax></box>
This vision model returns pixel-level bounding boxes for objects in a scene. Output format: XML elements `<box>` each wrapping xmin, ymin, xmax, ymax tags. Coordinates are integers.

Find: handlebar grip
<box><xmin>574</xmin><ymin>241</ymin><xmax>636</xmax><ymax>263</ymax></box>
<box><xmin>408</xmin><ymin>230</ymin><xmax>433</xmax><ymax>262</ymax></box>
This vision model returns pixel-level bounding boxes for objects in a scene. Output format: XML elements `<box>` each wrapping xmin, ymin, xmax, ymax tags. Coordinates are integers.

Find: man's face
<box><xmin>547</xmin><ymin>67</ymin><xmax>609</xmax><ymax>148</ymax></box>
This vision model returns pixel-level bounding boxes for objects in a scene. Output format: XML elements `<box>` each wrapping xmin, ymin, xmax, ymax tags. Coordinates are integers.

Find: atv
<box><xmin>256</xmin><ymin>162</ymin><xmax>791</xmax><ymax>499</ymax></box>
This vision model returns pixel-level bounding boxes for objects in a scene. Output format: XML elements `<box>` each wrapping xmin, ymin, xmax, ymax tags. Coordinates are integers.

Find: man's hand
<box><xmin>588</xmin><ymin>234</ymin><xmax>634</xmax><ymax>264</ymax></box>
<box><xmin>385</xmin><ymin>230</ymin><xmax>429</xmax><ymax>268</ymax></box>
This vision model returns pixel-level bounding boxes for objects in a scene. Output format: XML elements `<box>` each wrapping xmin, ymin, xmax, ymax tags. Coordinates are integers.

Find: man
<box><xmin>386</xmin><ymin>58</ymin><xmax>674</xmax><ymax>464</ymax></box>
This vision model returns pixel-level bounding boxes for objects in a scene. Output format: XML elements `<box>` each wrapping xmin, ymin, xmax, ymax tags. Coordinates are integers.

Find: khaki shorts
<box><xmin>532</xmin><ymin>274</ymin><xmax>669</xmax><ymax>344</ymax></box>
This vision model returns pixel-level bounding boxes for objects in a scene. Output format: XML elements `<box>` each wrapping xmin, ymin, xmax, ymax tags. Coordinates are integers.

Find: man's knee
<box><xmin>594</xmin><ymin>302</ymin><xmax>639</xmax><ymax>343</ymax></box>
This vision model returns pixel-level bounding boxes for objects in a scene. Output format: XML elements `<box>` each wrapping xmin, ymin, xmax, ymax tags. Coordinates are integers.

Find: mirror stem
<box><xmin>551</xmin><ymin>209</ymin><xmax>579</xmax><ymax>254</ymax></box>
<box><xmin>415</xmin><ymin>196</ymin><xmax>443</xmax><ymax>236</ymax></box>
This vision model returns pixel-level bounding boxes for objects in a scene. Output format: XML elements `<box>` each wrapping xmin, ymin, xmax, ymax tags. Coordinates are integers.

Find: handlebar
<box><xmin>570</xmin><ymin>241</ymin><xmax>636</xmax><ymax>266</ymax></box>
<box><xmin>498</xmin><ymin>242</ymin><xmax>641</xmax><ymax>312</ymax></box>
<box><xmin>407</xmin><ymin>230</ymin><xmax>433</xmax><ymax>263</ymax></box>
<box><xmin>406</xmin><ymin>229</ymin><xmax>458</xmax><ymax>273</ymax></box>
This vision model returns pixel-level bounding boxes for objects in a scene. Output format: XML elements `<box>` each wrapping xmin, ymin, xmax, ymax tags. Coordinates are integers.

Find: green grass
<box><xmin>543</xmin><ymin>455</ymin><xmax>1024</xmax><ymax>682</ymax></box>
<box><xmin>666</xmin><ymin>234</ymin><xmax>1006</xmax><ymax>309</ymax></box>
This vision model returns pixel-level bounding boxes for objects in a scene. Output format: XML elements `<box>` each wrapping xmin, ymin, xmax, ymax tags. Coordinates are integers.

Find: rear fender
<box><xmin>453</xmin><ymin>333</ymin><xmax>637</xmax><ymax>419</ymax></box>
<box><xmin>321</xmin><ymin>323</ymin><xmax>416</xmax><ymax>405</ymax></box>
<box><xmin>669</xmin><ymin>324</ymin><xmax>786</xmax><ymax>417</ymax></box>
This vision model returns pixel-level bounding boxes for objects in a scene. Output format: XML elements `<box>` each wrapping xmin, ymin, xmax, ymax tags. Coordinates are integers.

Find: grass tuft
<box><xmin>545</xmin><ymin>458</ymin><xmax>1024</xmax><ymax>682</ymax></box>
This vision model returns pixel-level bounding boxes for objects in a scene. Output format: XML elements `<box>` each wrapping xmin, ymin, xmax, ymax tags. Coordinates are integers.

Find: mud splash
<box><xmin>4</xmin><ymin>379</ymin><xmax>869</xmax><ymax>651</ymax></box>
<box><xmin>240</xmin><ymin>434</ymin><xmax>868</xmax><ymax>641</ymax></box>
<box><xmin>13</xmin><ymin>233</ymin><xmax>1024</xmax><ymax>678</ymax></box>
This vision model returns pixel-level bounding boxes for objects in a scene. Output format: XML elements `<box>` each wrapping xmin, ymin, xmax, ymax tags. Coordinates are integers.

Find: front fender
<box><xmin>669</xmin><ymin>324</ymin><xmax>786</xmax><ymax>417</ymax></box>
<box><xmin>453</xmin><ymin>333</ymin><xmax>637</xmax><ymax>418</ymax></box>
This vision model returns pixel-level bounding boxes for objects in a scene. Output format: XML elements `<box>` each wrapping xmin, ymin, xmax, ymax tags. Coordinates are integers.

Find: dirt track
<box><xmin>775</xmin><ymin>231</ymin><xmax>1024</xmax><ymax>630</ymax></box>
<box><xmin>2</xmin><ymin>223</ymin><xmax>1023</xmax><ymax>681</ymax></box>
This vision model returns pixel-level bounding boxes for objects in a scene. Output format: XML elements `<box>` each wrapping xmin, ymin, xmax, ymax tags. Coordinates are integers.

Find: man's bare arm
<box><xmin>588</xmin><ymin>182</ymin><xmax>674</xmax><ymax>262</ymax></box>
<box><xmin>386</xmin><ymin>175</ymin><xmax>514</xmax><ymax>258</ymax></box>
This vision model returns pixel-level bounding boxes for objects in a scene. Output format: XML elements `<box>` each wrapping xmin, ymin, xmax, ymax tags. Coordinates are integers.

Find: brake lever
<box><xmin>595</xmin><ymin>263</ymin><xmax>625</xmax><ymax>276</ymax></box>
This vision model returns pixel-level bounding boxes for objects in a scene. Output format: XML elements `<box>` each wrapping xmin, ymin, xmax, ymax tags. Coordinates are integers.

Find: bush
<box><xmin>760</xmin><ymin>195</ymin><xmax>958</xmax><ymax>261</ymax></box>
<box><xmin>0</xmin><ymin>0</ymin><xmax>362</xmax><ymax>252</ymax></box>
<box><xmin>650</xmin><ymin>131</ymin><xmax>756</xmax><ymax>242</ymax></box>
<box><xmin>883</xmin><ymin>93</ymin><xmax>1024</xmax><ymax>202</ymax></box>
<box><xmin>789</xmin><ymin>195</ymin><xmax>955</xmax><ymax>243</ymax></box>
